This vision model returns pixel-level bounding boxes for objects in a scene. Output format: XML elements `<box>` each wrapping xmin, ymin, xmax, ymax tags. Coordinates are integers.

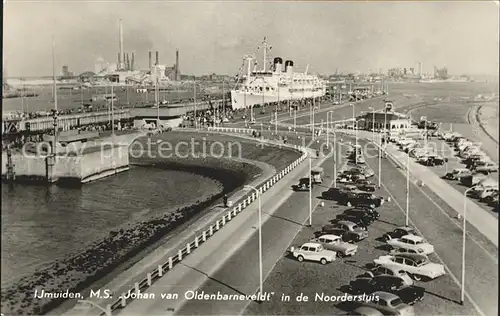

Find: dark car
<box><xmin>345</xmin><ymin>207</ymin><xmax>380</xmax><ymax>220</ymax></box>
<box><xmin>293</xmin><ymin>178</ymin><xmax>313</xmax><ymax>191</ymax></box>
<box><xmin>420</xmin><ymin>155</ymin><xmax>448</xmax><ymax>166</ymax></box>
<box><xmin>382</xmin><ymin>227</ymin><xmax>418</xmax><ymax>242</ymax></box>
<box><xmin>342</xmin><ymin>192</ymin><xmax>385</xmax><ymax>208</ymax></box>
<box><xmin>355</xmin><ymin>179</ymin><xmax>377</xmax><ymax>192</ymax></box>
<box><xmin>334</xmin><ymin>213</ymin><xmax>374</xmax><ymax>228</ymax></box>
<box><xmin>322</xmin><ymin>220</ymin><xmax>369</xmax><ymax>242</ymax></box>
<box><xmin>349</xmin><ymin>275</ymin><xmax>425</xmax><ymax>305</ymax></box>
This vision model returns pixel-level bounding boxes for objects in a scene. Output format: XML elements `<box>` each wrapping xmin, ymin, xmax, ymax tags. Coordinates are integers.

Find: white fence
<box><xmin>100</xmin><ymin>127</ymin><xmax>308</xmax><ymax>314</ymax></box>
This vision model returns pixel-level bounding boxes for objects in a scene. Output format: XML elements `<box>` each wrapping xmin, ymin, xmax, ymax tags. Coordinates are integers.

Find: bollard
<box><xmin>202</xmin><ymin>231</ymin><xmax>207</xmax><ymax>241</ymax></box>
<box><xmin>216</xmin><ymin>220</ymin><xmax>220</xmax><ymax>230</ymax></box>
<box><xmin>222</xmin><ymin>215</ymin><xmax>226</xmax><ymax>225</ymax></box>
<box><xmin>147</xmin><ymin>273</ymin><xmax>152</xmax><ymax>286</ymax></box>
<box><xmin>186</xmin><ymin>243</ymin><xmax>191</xmax><ymax>254</ymax></box>
<box><xmin>159</xmin><ymin>264</ymin><xmax>164</xmax><ymax>276</ymax></box>
<box><xmin>233</xmin><ymin>208</ymin><xmax>237</xmax><ymax>216</ymax></box>
<box><xmin>228</xmin><ymin>211</ymin><xmax>232</xmax><ymax>220</ymax></box>
<box><xmin>178</xmin><ymin>249</ymin><xmax>183</xmax><ymax>261</ymax></box>
<box><xmin>195</xmin><ymin>236</ymin><xmax>199</xmax><ymax>247</ymax></box>
<box><xmin>121</xmin><ymin>295</ymin><xmax>127</xmax><ymax>307</ymax></box>
<box><xmin>135</xmin><ymin>282</ymin><xmax>140</xmax><ymax>294</ymax></box>
<box><xmin>242</xmin><ymin>200</ymin><xmax>247</xmax><ymax>208</ymax></box>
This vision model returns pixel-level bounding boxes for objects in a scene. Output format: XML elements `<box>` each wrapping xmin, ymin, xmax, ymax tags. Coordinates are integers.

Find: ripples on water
<box><xmin>1</xmin><ymin>166</ymin><xmax>221</xmax><ymax>287</ymax></box>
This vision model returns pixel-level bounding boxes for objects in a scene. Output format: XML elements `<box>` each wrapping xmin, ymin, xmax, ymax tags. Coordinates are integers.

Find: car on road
<box><xmin>373</xmin><ymin>254</ymin><xmax>446</xmax><ymax>281</ymax></box>
<box><xmin>293</xmin><ymin>178</ymin><xmax>313</xmax><ymax>191</ymax></box>
<box><xmin>322</xmin><ymin>220</ymin><xmax>368</xmax><ymax>242</ymax></box>
<box><xmin>363</xmin><ymin>168</ymin><xmax>376</xmax><ymax>178</ymax></box>
<box><xmin>386</xmin><ymin>235</ymin><xmax>435</xmax><ymax>255</ymax></box>
<box><xmin>348</xmin><ymin>275</ymin><xmax>425</xmax><ymax>305</ymax></box>
<box><xmin>479</xmin><ymin>188</ymin><xmax>498</xmax><ymax>201</ymax></box>
<box><xmin>382</xmin><ymin>227</ymin><xmax>418</xmax><ymax>242</ymax></box>
<box><xmin>310</xmin><ymin>234</ymin><xmax>358</xmax><ymax>257</ymax></box>
<box><xmin>444</xmin><ymin>168</ymin><xmax>472</xmax><ymax>180</ymax></box>
<box><xmin>363</xmin><ymin>266</ymin><xmax>414</xmax><ymax>286</ymax></box>
<box><xmin>311</xmin><ymin>167</ymin><xmax>324</xmax><ymax>183</ymax></box>
<box><xmin>354</xmin><ymin>291</ymin><xmax>415</xmax><ymax>316</ymax></box>
<box><xmin>355</xmin><ymin>179</ymin><xmax>377</xmax><ymax>192</ymax></box>
<box><xmin>291</xmin><ymin>242</ymin><xmax>336</xmax><ymax>265</ymax></box>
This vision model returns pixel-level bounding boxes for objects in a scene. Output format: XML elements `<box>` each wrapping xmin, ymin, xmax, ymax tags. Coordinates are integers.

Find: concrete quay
<box><xmin>2</xmin><ymin>132</ymin><xmax>143</xmax><ymax>184</ymax></box>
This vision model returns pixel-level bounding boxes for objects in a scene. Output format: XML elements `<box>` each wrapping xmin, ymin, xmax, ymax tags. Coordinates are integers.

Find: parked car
<box><xmin>334</xmin><ymin>213</ymin><xmax>374</xmax><ymax>227</ymax></box>
<box><xmin>479</xmin><ymin>188</ymin><xmax>498</xmax><ymax>200</ymax></box>
<box><xmin>363</xmin><ymin>266</ymin><xmax>414</xmax><ymax>286</ymax></box>
<box><xmin>474</xmin><ymin>161</ymin><xmax>498</xmax><ymax>174</ymax></box>
<box><xmin>311</xmin><ymin>167</ymin><xmax>324</xmax><ymax>183</ymax></box>
<box><xmin>373</xmin><ymin>254</ymin><xmax>446</xmax><ymax>281</ymax></box>
<box><xmin>343</xmin><ymin>192</ymin><xmax>385</xmax><ymax>208</ymax></box>
<box><xmin>364</xmin><ymin>169</ymin><xmax>376</xmax><ymax>178</ymax></box>
<box><xmin>444</xmin><ymin>168</ymin><xmax>472</xmax><ymax>180</ymax></box>
<box><xmin>322</xmin><ymin>220</ymin><xmax>368</xmax><ymax>242</ymax></box>
<box><xmin>345</xmin><ymin>207</ymin><xmax>380</xmax><ymax>220</ymax></box>
<box><xmin>310</xmin><ymin>234</ymin><xmax>358</xmax><ymax>257</ymax></box>
<box><xmin>419</xmin><ymin>155</ymin><xmax>448</xmax><ymax>166</ymax></box>
<box><xmin>389</xmin><ymin>248</ymin><xmax>422</xmax><ymax>256</ymax></box>
<box><xmin>382</xmin><ymin>227</ymin><xmax>418</xmax><ymax>242</ymax></box>
<box><xmin>353</xmin><ymin>291</ymin><xmax>415</xmax><ymax>316</ymax></box>
<box><xmin>386</xmin><ymin>235</ymin><xmax>435</xmax><ymax>255</ymax></box>
<box><xmin>459</xmin><ymin>174</ymin><xmax>488</xmax><ymax>187</ymax></box>
<box><xmin>291</xmin><ymin>242</ymin><xmax>336</xmax><ymax>264</ymax></box>
<box><xmin>349</xmin><ymin>275</ymin><xmax>425</xmax><ymax>305</ymax></box>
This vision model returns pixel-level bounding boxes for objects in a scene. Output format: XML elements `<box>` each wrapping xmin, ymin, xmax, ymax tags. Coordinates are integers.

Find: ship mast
<box><xmin>262</xmin><ymin>37</ymin><xmax>267</xmax><ymax>72</ymax></box>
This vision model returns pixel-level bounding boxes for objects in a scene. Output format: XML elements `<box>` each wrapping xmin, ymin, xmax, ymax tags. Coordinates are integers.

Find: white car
<box><xmin>387</xmin><ymin>235</ymin><xmax>435</xmax><ymax>255</ymax></box>
<box><xmin>356</xmin><ymin>291</ymin><xmax>414</xmax><ymax>316</ymax></box>
<box><xmin>310</xmin><ymin>234</ymin><xmax>358</xmax><ymax>257</ymax></box>
<box><xmin>291</xmin><ymin>242</ymin><xmax>336</xmax><ymax>264</ymax></box>
<box><xmin>374</xmin><ymin>254</ymin><xmax>446</xmax><ymax>281</ymax></box>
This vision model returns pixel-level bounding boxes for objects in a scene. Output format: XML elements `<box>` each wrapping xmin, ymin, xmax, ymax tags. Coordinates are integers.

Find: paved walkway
<box><xmin>59</xmin><ymin>137</ymin><xmax>301</xmax><ymax>315</ymax></box>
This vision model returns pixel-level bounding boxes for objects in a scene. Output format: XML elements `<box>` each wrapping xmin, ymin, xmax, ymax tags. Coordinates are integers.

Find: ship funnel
<box><xmin>285</xmin><ymin>60</ymin><xmax>294</xmax><ymax>73</ymax></box>
<box><xmin>273</xmin><ymin>57</ymin><xmax>283</xmax><ymax>73</ymax></box>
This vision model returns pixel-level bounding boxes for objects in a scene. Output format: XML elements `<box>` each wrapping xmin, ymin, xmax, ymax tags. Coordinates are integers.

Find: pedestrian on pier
<box><xmin>223</xmin><ymin>194</ymin><xmax>228</xmax><ymax>208</ymax></box>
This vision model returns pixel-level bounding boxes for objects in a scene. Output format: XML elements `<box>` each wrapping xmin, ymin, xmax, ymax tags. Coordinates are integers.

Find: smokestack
<box><xmin>117</xmin><ymin>52</ymin><xmax>121</xmax><ymax>70</ymax></box>
<box><xmin>119</xmin><ymin>19</ymin><xmax>124</xmax><ymax>70</ymax></box>
<box><xmin>127</xmin><ymin>54</ymin><xmax>131</xmax><ymax>71</ymax></box>
<box><xmin>149</xmin><ymin>51</ymin><xmax>152</xmax><ymax>69</ymax></box>
<box><xmin>131</xmin><ymin>53</ymin><xmax>135</xmax><ymax>71</ymax></box>
<box><xmin>156</xmin><ymin>51</ymin><xmax>159</xmax><ymax>66</ymax></box>
<box><xmin>175</xmin><ymin>50</ymin><xmax>179</xmax><ymax>81</ymax></box>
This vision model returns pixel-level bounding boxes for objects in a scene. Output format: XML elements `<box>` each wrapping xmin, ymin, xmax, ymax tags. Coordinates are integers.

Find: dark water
<box><xmin>0</xmin><ymin>166</ymin><xmax>221</xmax><ymax>287</ymax></box>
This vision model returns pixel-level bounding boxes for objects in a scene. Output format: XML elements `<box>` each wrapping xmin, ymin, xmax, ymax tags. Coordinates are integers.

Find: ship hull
<box><xmin>231</xmin><ymin>89</ymin><xmax>326</xmax><ymax>109</ymax></box>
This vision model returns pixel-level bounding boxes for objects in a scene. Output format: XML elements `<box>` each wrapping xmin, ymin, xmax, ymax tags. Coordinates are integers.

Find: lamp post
<box><xmin>405</xmin><ymin>139</ymin><xmax>410</xmax><ymax>227</ymax></box>
<box><xmin>309</xmin><ymin>156</ymin><xmax>313</xmax><ymax>227</ymax></box>
<box><xmin>461</xmin><ymin>186</ymin><xmax>476</xmax><ymax>305</ymax></box>
<box><xmin>350</xmin><ymin>103</ymin><xmax>357</xmax><ymax>148</ymax></box>
<box><xmin>378</xmin><ymin>132</ymin><xmax>382</xmax><ymax>188</ymax></box>
<box><xmin>368</xmin><ymin>106</ymin><xmax>375</xmax><ymax>142</ymax></box>
<box><xmin>327</xmin><ymin>111</ymin><xmax>334</xmax><ymax>147</ymax></box>
<box><xmin>244</xmin><ymin>185</ymin><xmax>263</xmax><ymax>297</ymax></box>
<box><xmin>193</xmin><ymin>79</ymin><xmax>197</xmax><ymax>129</ymax></box>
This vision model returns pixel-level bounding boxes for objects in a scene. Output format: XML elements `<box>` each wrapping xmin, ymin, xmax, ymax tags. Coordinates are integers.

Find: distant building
<box><xmin>434</xmin><ymin>66</ymin><xmax>449</xmax><ymax>80</ymax></box>
<box><xmin>61</xmin><ymin>65</ymin><xmax>73</xmax><ymax>78</ymax></box>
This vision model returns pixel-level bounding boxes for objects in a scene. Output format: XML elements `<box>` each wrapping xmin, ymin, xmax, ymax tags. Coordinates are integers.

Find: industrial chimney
<box><xmin>119</xmin><ymin>19</ymin><xmax>124</xmax><ymax>70</ymax></box>
<box><xmin>117</xmin><ymin>52</ymin><xmax>121</xmax><ymax>70</ymax></box>
<box><xmin>131</xmin><ymin>53</ymin><xmax>135</xmax><ymax>71</ymax></box>
<box><xmin>149</xmin><ymin>51</ymin><xmax>152</xmax><ymax>70</ymax></box>
<box><xmin>175</xmin><ymin>50</ymin><xmax>179</xmax><ymax>81</ymax></box>
<box><xmin>156</xmin><ymin>51</ymin><xmax>159</xmax><ymax>66</ymax></box>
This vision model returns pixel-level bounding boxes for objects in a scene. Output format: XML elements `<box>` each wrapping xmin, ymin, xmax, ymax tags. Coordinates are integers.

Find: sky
<box><xmin>3</xmin><ymin>1</ymin><xmax>499</xmax><ymax>77</ymax></box>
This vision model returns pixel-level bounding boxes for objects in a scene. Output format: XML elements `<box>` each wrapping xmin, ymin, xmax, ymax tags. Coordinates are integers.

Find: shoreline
<box><xmin>1</xmin><ymin>159</ymin><xmax>261</xmax><ymax>315</ymax></box>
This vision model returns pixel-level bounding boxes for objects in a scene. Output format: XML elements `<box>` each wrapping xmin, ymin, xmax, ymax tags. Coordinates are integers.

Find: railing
<box><xmin>98</xmin><ymin>127</ymin><xmax>308</xmax><ymax>314</ymax></box>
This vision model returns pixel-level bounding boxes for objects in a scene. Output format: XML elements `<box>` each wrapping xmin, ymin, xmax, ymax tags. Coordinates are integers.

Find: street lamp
<box><xmin>378</xmin><ymin>132</ymin><xmax>382</xmax><ymax>188</ymax></box>
<box><xmin>405</xmin><ymin>142</ymin><xmax>410</xmax><ymax>226</ymax></box>
<box><xmin>308</xmin><ymin>156</ymin><xmax>313</xmax><ymax>227</ymax></box>
<box><xmin>368</xmin><ymin>106</ymin><xmax>375</xmax><ymax>142</ymax></box>
<box><xmin>327</xmin><ymin>111</ymin><xmax>334</xmax><ymax>147</ymax></box>
<box><xmin>350</xmin><ymin>103</ymin><xmax>357</xmax><ymax>148</ymax></box>
<box><xmin>244</xmin><ymin>185</ymin><xmax>263</xmax><ymax>297</ymax></box>
<box><xmin>461</xmin><ymin>186</ymin><xmax>477</xmax><ymax>305</ymax></box>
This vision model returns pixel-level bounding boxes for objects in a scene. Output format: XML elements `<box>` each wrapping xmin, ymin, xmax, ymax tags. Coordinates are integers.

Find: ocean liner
<box><xmin>231</xmin><ymin>38</ymin><xmax>327</xmax><ymax>110</ymax></box>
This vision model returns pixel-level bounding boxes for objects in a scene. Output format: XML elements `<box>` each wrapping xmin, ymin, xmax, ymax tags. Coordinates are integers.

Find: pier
<box><xmin>2</xmin><ymin>99</ymin><xmax>225</xmax><ymax>135</ymax></box>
